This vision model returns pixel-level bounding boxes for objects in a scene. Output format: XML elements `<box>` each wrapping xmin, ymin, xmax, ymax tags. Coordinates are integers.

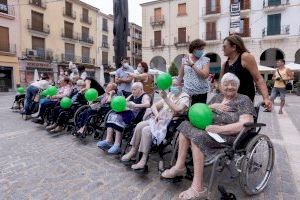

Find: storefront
<box><xmin>0</xmin><ymin>55</ymin><xmax>19</xmax><ymax>91</ymax></box>
<box><xmin>19</xmin><ymin>60</ymin><xmax>58</xmax><ymax>86</ymax></box>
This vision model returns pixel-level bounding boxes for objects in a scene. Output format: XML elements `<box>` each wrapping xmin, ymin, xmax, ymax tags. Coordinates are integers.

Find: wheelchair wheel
<box><xmin>43</xmin><ymin>108</ymin><xmax>54</xmax><ymax>125</ymax></box>
<box><xmin>73</xmin><ymin>105</ymin><xmax>90</xmax><ymax>129</ymax></box>
<box><xmin>239</xmin><ymin>134</ymin><xmax>274</xmax><ymax>195</ymax></box>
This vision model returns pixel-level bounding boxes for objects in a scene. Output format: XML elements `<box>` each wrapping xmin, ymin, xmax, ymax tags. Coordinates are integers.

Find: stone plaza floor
<box><xmin>0</xmin><ymin>92</ymin><xmax>299</xmax><ymax>200</ymax></box>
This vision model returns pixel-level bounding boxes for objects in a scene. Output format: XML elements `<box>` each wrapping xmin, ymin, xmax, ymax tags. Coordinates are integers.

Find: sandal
<box><xmin>161</xmin><ymin>166</ymin><xmax>185</xmax><ymax>179</ymax></box>
<box><xmin>179</xmin><ymin>187</ymin><xmax>208</xmax><ymax>200</ymax></box>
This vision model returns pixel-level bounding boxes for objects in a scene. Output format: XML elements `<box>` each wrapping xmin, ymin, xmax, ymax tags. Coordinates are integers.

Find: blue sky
<box><xmin>81</xmin><ymin>0</ymin><xmax>153</xmax><ymax>26</ymax></box>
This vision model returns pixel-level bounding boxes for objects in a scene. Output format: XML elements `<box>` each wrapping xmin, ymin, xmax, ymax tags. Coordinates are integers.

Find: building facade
<box><xmin>141</xmin><ymin>0</ymin><xmax>200</xmax><ymax>72</ymax></box>
<box><xmin>0</xmin><ymin>0</ymin><xmax>21</xmax><ymax>91</ymax></box>
<box><xmin>18</xmin><ymin>0</ymin><xmax>98</xmax><ymax>85</ymax></box>
<box><xmin>200</xmin><ymin>0</ymin><xmax>300</xmax><ymax>79</ymax></box>
<box><xmin>128</xmin><ymin>22</ymin><xmax>142</xmax><ymax>67</ymax></box>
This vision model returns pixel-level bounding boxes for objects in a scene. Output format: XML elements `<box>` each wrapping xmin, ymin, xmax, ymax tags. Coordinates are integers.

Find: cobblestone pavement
<box><xmin>0</xmin><ymin>93</ymin><xmax>299</xmax><ymax>200</ymax></box>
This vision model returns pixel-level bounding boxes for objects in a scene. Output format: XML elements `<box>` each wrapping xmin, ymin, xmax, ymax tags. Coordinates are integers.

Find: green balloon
<box><xmin>47</xmin><ymin>86</ymin><xmax>58</xmax><ymax>96</ymax></box>
<box><xmin>17</xmin><ymin>87</ymin><xmax>25</xmax><ymax>94</ymax></box>
<box><xmin>111</xmin><ymin>96</ymin><xmax>126</xmax><ymax>112</ymax></box>
<box><xmin>85</xmin><ymin>88</ymin><xmax>98</xmax><ymax>102</ymax></box>
<box><xmin>188</xmin><ymin>103</ymin><xmax>213</xmax><ymax>130</ymax></box>
<box><xmin>156</xmin><ymin>73</ymin><xmax>172</xmax><ymax>90</ymax></box>
<box><xmin>60</xmin><ymin>97</ymin><xmax>73</xmax><ymax>109</ymax></box>
<box><xmin>41</xmin><ymin>89</ymin><xmax>48</xmax><ymax>97</ymax></box>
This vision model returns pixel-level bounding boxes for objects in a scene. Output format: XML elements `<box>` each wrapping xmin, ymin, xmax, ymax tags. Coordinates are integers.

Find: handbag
<box><xmin>277</xmin><ymin>69</ymin><xmax>292</xmax><ymax>90</ymax></box>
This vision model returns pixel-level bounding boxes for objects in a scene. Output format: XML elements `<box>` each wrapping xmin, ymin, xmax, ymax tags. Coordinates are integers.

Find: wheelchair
<box><xmin>168</xmin><ymin>103</ymin><xmax>275</xmax><ymax>196</ymax></box>
<box><xmin>11</xmin><ymin>94</ymin><xmax>25</xmax><ymax>112</ymax></box>
<box><xmin>72</xmin><ymin>104</ymin><xmax>111</xmax><ymax>139</ymax></box>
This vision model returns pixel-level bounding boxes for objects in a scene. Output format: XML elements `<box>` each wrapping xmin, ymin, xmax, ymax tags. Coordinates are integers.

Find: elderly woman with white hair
<box><xmin>97</xmin><ymin>82</ymin><xmax>151</xmax><ymax>155</ymax></box>
<box><xmin>161</xmin><ymin>73</ymin><xmax>257</xmax><ymax>200</ymax></box>
<box><xmin>121</xmin><ymin>77</ymin><xmax>190</xmax><ymax>173</ymax></box>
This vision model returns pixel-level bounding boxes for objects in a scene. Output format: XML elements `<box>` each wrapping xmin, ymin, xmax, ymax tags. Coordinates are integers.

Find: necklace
<box><xmin>228</xmin><ymin>54</ymin><xmax>240</xmax><ymax>66</ymax></box>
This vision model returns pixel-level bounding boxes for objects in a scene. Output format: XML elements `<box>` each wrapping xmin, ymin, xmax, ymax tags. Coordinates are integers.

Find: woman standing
<box><xmin>220</xmin><ymin>35</ymin><xmax>272</xmax><ymax>110</ymax></box>
<box><xmin>178</xmin><ymin>39</ymin><xmax>210</xmax><ymax>105</ymax></box>
<box><xmin>129</xmin><ymin>62</ymin><xmax>154</xmax><ymax>98</ymax></box>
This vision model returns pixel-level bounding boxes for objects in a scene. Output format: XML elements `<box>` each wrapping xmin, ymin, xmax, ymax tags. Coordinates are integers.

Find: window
<box><xmin>32</xmin><ymin>36</ymin><xmax>45</xmax><ymax>57</ymax></box>
<box><xmin>0</xmin><ymin>0</ymin><xmax>8</xmax><ymax>14</ymax></box>
<box><xmin>154</xmin><ymin>30</ymin><xmax>161</xmax><ymax>46</ymax></box>
<box><xmin>0</xmin><ymin>26</ymin><xmax>9</xmax><ymax>52</ymax></box>
<box><xmin>82</xmin><ymin>46</ymin><xmax>90</xmax><ymax>63</ymax></box>
<box><xmin>206</xmin><ymin>0</ymin><xmax>220</xmax><ymax>14</ymax></box>
<box><xmin>102</xmin><ymin>35</ymin><xmax>108</xmax><ymax>43</ymax></box>
<box><xmin>240</xmin><ymin>18</ymin><xmax>249</xmax><ymax>36</ymax></box>
<box><xmin>64</xmin><ymin>21</ymin><xmax>73</xmax><ymax>38</ymax></box>
<box><xmin>211</xmin><ymin>0</ymin><xmax>216</xmax><ymax>11</ymax></box>
<box><xmin>31</xmin><ymin>11</ymin><xmax>43</xmax><ymax>32</ymax></box>
<box><xmin>102</xmin><ymin>18</ymin><xmax>108</xmax><ymax>32</ymax></box>
<box><xmin>240</xmin><ymin>0</ymin><xmax>250</xmax><ymax>10</ymax></box>
<box><xmin>154</xmin><ymin>7</ymin><xmax>162</xmax><ymax>21</ymax></box>
<box><xmin>269</xmin><ymin>0</ymin><xmax>281</xmax><ymax>6</ymax></box>
<box><xmin>102</xmin><ymin>51</ymin><xmax>108</xmax><ymax>65</ymax></box>
<box><xmin>206</xmin><ymin>22</ymin><xmax>216</xmax><ymax>40</ymax></box>
<box><xmin>82</xmin><ymin>26</ymin><xmax>89</xmax><ymax>40</ymax></box>
<box><xmin>82</xmin><ymin>8</ymin><xmax>88</xmax><ymax>21</ymax></box>
<box><xmin>65</xmin><ymin>1</ymin><xmax>72</xmax><ymax>16</ymax></box>
<box><xmin>178</xmin><ymin>27</ymin><xmax>186</xmax><ymax>43</ymax></box>
<box><xmin>267</xmin><ymin>14</ymin><xmax>281</xmax><ymax>35</ymax></box>
<box><xmin>65</xmin><ymin>43</ymin><xmax>74</xmax><ymax>61</ymax></box>
<box><xmin>178</xmin><ymin>3</ymin><xmax>187</xmax><ymax>16</ymax></box>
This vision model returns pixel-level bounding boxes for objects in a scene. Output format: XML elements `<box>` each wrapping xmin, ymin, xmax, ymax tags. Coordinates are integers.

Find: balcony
<box><xmin>150</xmin><ymin>15</ymin><xmax>165</xmax><ymax>27</ymax></box>
<box><xmin>63</xmin><ymin>7</ymin><xmax>76</xmax><ymax>19</ymax></box>
<box><xmin>230</xmin><ymin>1</ymin><xmax>251</xmax><ymax>17</ymax></box>
<box><xmin>133</xmin><ymin>49</ymin><xmax>142</xmax><ymax>57</ymax></box>
<box><xmin>230</xmin><ymin>28</ymin><xmax>251</xmax><ymax>38</ymax></box>
<box><xmin>0</xmin><ymin>43</ymin><xmax>16</xmax><ymax>56</ymax></box>
<box><xmin>101</xmin><ymin>42</ymin><xmax>109</xmax><ymax>49</ymax></box>
<box><xmin>61</xmin><ymin>54</ymin><xmax>94</xmax><ymax>65</ymax></box>
<box><xmin>61</xmin><ymin>30</ymin><xmax>79</xmax><ymax>41</ymax></box>
<box><xmin>23</xmin><ymin>48</ymin><xmax>53</xmax><ymax>61</ymax></box>
<box><xmin>263</xmin><ymin>0</ymin><xmax>289</xmax><ymax>12</ymax></box>
<box><xmin>202</xmin><ymin>6</ymin><xmax>221</xmax><ymax>20</ymax></box>
<box><xmin>79</xmin><ymin>35</ymin><xmax>94</xmax><ymax>45</ymax></box>
<box><xmin>27</xmin><ymin>20</ymin><xmax>50</xmax><ymax>35</ymax></box>
<box><xmin>174</xmin><ymin>36</ymin><xmax>190</xmax><ymax>48</ymax></box>
<box><xmin>150</xmin><ymin>39</ymin><xmax>165</xmax><ymax>50</ymax></box>
<box><xmin>29</xmin><ymin>0</ymin><xmax>46</xmax><ymax>9</ymax></box>
<box><xmin>0</xmin><ymin>5</ymin><xmax>15</xmax><ymax>19</ymax></box>
<box><xmin>80</xmin><ymin>14</ymin><xmax>92</xmax><ymax>25</ymax></box>
<box><xmin>262</xmin><ymin>25</ymin><xmax>290</xmax><ymax>40</ymax></box>
<box><xmin>203</xmin><ymin>31</ymin><xmax>222</xmax><ymax>44</ymax></box>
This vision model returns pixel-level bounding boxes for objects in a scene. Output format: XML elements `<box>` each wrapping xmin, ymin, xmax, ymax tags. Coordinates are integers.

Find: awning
<box><xmin>286</xmin><ymin>63</ymin><xmax>300</xmax><ymax>72</ymax></box>
<box><xmin>258</xmin><ymin>65</ymin><xmax>276</xmax><ymax>72</ymax></box>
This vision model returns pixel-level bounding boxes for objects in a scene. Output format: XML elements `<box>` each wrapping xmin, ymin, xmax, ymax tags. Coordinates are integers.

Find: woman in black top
<box><xmin>220</xmin><ymin>35</ymin><xmax>272</xmax><ymax>110</ymax></box>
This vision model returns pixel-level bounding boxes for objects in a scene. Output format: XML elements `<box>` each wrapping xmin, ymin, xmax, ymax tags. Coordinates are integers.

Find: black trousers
<box><xmin>191</xmin><ymin>93</ymin><xmax>208</xmax><ymax>105</ymax></box>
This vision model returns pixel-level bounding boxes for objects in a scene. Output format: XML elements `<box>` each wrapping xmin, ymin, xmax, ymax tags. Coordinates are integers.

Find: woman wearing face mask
<box><xmin>179</xmin><ymin>39</ymin><xmax>210</xmax><ymax>105</ymax></box>
<box><xmin>129</xmin><ymin>62</ymin><xmax>154</xmax><ymax>98</ymax></box>
<box><xmin>121</xmin><ymin>77</ymin><xmax>190</xmax><ymax>173</ymax></box>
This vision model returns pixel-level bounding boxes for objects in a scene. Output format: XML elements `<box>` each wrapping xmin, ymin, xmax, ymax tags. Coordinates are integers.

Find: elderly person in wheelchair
<box><xmin>97</xmin><ymin>82</ymin><xmax>151</xmax><ymax>155</ymax></box>
<box><xmin>121</xmin><ymin>77</ymin><xmax>190</xmax><ymax>173</ymax></box>
<box><xmin>75</xmin><ymin>82</ymin><xmax>117</xmax><ymax>138</ymax></box>
<box><xmin>161</xmin><ymin>73</ymin><xmax>257</xmax><ymax>200</ymax></box>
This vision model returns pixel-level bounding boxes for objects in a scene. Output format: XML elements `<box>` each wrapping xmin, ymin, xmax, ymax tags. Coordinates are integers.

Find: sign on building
<box><xmin>230</xmin><ymin>0</ymin><xmax>241</xmax><ymax>34</ymax></box>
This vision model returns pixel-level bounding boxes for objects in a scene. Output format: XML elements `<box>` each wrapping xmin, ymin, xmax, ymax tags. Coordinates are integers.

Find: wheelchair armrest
<box><xmin>243</xmin><ymin>122</ymin><xmax>266</xmax><ymax>128</ymax></box>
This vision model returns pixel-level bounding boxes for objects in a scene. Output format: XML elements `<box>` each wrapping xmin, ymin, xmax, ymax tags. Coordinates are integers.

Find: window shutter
<box><xmin>0</xmin><ymin>26</ymin><xmax>9</xmax><ymax>52</ymax></box>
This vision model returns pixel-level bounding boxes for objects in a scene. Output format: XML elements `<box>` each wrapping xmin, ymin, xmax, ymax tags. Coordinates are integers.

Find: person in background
<box><xmin>178</xmin><ymin>39</ymin><xmax>210</xmax><ymax>105</ymax></box>
<box><xmin>115</xmin><ymin>57</ymin><xmax>134</xmax><ymax>97</ymax></box>
<box><xmin>23</xmin><ymin>74</ymin><xmax>50</xmax><ymax>120</ymax></box>
<box><xmin>128</xmin><ymin>62</ymin><xmax>154</xmax><ymax>98</ymax></box>
<box><xmin>78</xmin><ymin>65</ymin><xmax>87</xmax><ymax>81</ymax></box>
<box><xmin>220</xmin><ymin>35</ymin><xmax>272</xmax><ymax>110</ymax></box>
<box><xmin>269</xmin><ymin>59</ymin><xmax>294</xmax><ymax>114</ymax></box>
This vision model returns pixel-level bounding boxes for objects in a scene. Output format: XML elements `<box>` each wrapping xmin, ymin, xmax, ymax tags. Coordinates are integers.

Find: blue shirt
<box><xmin>116</xmin><ymin>66</ymin><xmax>134</xmax><ymax>93</ymax></box>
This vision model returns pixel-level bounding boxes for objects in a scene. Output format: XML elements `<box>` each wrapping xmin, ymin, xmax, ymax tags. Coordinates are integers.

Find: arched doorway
<box><xmin>173</xmin><ymin>54</ymin><xmax>185</xmax><ymax>69</ymax></box>
<box><xmin>260</xmin><ymin>48</ymin><xmax>284</xmax><ymax>67</ymax></box>
<box><xmin>206</xmin><ymin>53</ymin><xmax>221</xmax><ymax>77</ymax></box>
<box><xmin>295</xmin><ymin>49</ymin><xmax>300</xmax><ymax>64</ymax></box>
<box><xmin>150</xmin><ymin>56</ymin><xmax>167</xmax><ymax>72</ymax></box>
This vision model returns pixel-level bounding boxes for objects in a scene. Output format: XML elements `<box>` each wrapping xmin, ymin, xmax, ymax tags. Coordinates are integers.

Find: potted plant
<box><xmin>168</xmin><ymin>62</ymin><xmax>179</xmax><ymax>77</ymax></box>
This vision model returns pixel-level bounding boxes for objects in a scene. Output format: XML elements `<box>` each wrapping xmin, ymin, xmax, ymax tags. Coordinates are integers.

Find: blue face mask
<box><xmin>170</xmin><ymin>86</ymin><xmax>181</xmax><ymax>96</ymax></box>
<box><xmin>193</xmin><ymin>50</ymin><xmax>204</xmax><ymax>58</ymax></box>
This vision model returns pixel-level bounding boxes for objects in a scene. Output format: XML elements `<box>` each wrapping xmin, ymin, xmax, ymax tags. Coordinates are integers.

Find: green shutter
<box><xmin>267</xmin><ymin>14</ymin><xmax>281</xmax><ymax>35</ymax></box>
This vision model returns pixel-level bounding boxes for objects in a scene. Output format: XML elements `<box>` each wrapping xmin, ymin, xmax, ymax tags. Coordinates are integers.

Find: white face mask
<box><xmin>137</xmin><ymin>67</ymin><xmax>143</xmax><ymax>73</ymax></box>
<box><xmin>123</xmin><ymin>63</ymin><xmax>129</xmax><ymax>68</ymax></box>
